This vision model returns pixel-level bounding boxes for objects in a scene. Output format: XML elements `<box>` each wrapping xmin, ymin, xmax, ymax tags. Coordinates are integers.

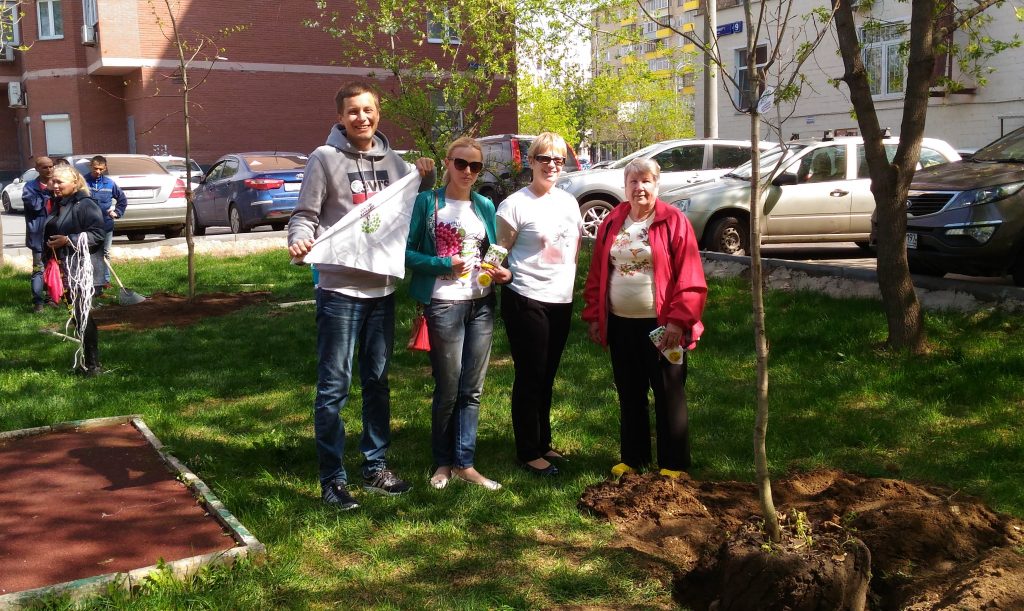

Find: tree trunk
<box><xmin>744</xmin><ymin>0</ymin><xmax>781</xmax><ymax>544</ymax></box>
<box><xmin>164</xmin><ymin>0</ymin><xmax>197</xmax><ymax>301</ymax></box>
<box><xmin>833</xmin><ymin>0</ymin><xmax>935</xmax><ymax>352</ymax></box>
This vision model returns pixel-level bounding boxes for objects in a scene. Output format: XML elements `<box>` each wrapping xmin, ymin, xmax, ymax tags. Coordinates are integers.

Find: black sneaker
<box><xmin>322</xmin><ymin>481</ymin><xmax>359</xmax><ymax>510</ymax></box>
<box><xmin>363</xmin><ymin>468</ymin><xmax>412</xmax><ymax>496</ymax></box>
<box><xmin>32</xmin><ymin>303</ymin><xmax>45</xmax><ymax>313</ymax></box>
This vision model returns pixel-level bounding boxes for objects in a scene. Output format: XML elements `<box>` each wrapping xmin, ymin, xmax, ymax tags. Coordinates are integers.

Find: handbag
<box><xmin>407</xmin><ymin>192</ymin><xmax>441</xmax><ymax>352</ymax></box>
<box><xmin>44</xmin><ymin>248</ymin><xmax>64</xmax><ymax>304</ymax></box>
<box><xmin>407</xmin><ymin>305</ymin><xmax>431</xmax><ymax>352</ymax></box>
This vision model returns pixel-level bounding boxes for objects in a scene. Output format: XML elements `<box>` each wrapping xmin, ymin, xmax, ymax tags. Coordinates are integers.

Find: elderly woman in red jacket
<box><xmin>582</xmin><ymin>158</ymin><xmax>707</xmax><ymax>477</ymax></box>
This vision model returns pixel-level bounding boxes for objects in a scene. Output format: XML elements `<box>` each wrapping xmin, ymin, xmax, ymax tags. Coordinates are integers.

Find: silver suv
<box><xmin>664</xmin><ymin>136</ymin><xmax>960</xmax><ymax>254</ymax></box>
<box><xmin>556</xmin><ymin>139</ymin><xmax>774</xmax><ymax>238</ymax></box>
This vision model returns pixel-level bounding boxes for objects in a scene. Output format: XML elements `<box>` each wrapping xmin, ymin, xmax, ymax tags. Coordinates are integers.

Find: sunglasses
<box><xmin>449</xmin><ymin>157</ymin><xmax>483</xmax><ymax>173</ymax></box>
<box><xmin>533</xmin><ymin>154</ymin><xmax>565</xmax><ymax>167</ymax></box>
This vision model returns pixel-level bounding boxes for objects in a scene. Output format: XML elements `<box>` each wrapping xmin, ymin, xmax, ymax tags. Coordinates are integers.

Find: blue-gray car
<box><xmin>191</xmin><ymin>152</ymin><xmax>307</xmax><ymax>234</ymax></box>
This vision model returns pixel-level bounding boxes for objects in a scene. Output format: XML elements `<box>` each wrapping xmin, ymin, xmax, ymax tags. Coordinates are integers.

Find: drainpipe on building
<box><xmin>704</xmin><ymin>0</ymin><xmax>718</xmax><ymax>138</ymax></box>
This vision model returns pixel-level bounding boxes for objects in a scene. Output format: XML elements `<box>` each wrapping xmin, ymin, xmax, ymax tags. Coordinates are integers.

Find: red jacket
<box><xmin>582</xmin><ymin>199</ymin><xmax>707</xmax><ymax>348</ymax></box>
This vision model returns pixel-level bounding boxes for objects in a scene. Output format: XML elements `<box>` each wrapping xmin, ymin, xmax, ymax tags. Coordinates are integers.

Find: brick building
<box><xmin>0</xmin><ymin>0</ymin><xmax>518</xmax><ymax>176</ymax></box>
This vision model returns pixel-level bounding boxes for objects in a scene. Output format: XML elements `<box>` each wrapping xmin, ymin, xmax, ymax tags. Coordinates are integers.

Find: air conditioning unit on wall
<box><xmin>0</xmin><ymin>45</ymin><xmax>14</xmax><ymax>62</ymax></box>
<box><xmin>82</xmin><ymin>24</ymin><xmax>96</xmax><ymax>46</ymax></box>
<box><xmin>8</xmin><ymin>82</ymin><xmax>26</xmax><ymax>108</ymax></box>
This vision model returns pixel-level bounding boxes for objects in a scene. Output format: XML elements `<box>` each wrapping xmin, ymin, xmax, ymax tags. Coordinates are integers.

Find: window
<box><xmin>795</xmin><ymin>145</ymin><xmax>846</xmax><ymax>183</ymax></box>
<box><xmin>430</xmin><ymin>91</ymin><xmax>464</xmax><ymax>138</ymax></box>
<box><xmin>82</xmin><ymin>0</ymin><xmax>97</xmax><ymax>26</ymax></box>
<box><xmin>42</xmin><ymin>114</ymin><xmax>72</xmax><ymax>156</ymax></box>
<box><xmin>648</xmin><ymin>58</ymin><xmax>670</xmax><ymax>71</ymax></box>
<box><xmin>711</xmin><ymin>145</ymin><xmax>753</xmax><ymax>169</ymax></box>
<box><xmin>37</xmin><ymin>0</ymin><xmax>63</xmax><ymax>39</ymax></box>
<box><xmin>1</xmin><ymin>2</ymin><xmax>20</xmax><ymax>49</ymax></box>
<box><xmin>653</xmin><ymin>145</ymin><xmax>704</xmax><ymax>172</ymax></box>
<box><xmin>427</xmin><ymin>9</ymin><xmax>460</xmax><ymax>44</ymax></box>
<box><xmin>735</xmin><ymin>44</ymin><xmax>767</xmax><ymax>111</ymax></box>
<box><xmin>861</xmin><ymin>23</ymin><xmax>906</xmax><ymax>97</ymax></box>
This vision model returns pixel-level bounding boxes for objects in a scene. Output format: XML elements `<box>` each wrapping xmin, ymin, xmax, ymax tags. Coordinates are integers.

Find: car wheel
<box><xmin>854</xmin><ymin>241</ymin><xmax>873</xmax><ymax>252</ymax></box>
<box><xmin>580</xmin><ymin>200</ymin><xmax>613</xmax><ymax>239</ymax></box>
<box><xmin>164</xmin><ymin>226</ymin><xmax>184</xmax><ymax>239</ymax></box>
<box><xmin>190</xmin><ymin>207</ymin><xmax>207</xmax><ymax>236</ymax></box>
<box><xmin>706</xmin><ymin>215</ymin><xmax>749</xmax><ymax>255</ymax></box>
<box><xmin>228</xmin><ymin>205</ymin><xmax>249</xmax><ymax>234</ymax></box>
<box><xmin>126</xmin><ymin>231</ymin><xmax>147</xmax><ymax>242</ymax></box>
<box><xmin>271</xmin><ymin>222</ymin><xmax>286</xmax><ymax>232</ymax></box>
<box><xmin>1</xmin><ymin>193</ymin><xmax>10</xmax><ymax>213</ymax></box>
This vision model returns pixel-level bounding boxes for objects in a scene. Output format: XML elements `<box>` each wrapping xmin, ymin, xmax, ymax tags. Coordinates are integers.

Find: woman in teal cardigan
<box><xmin>406</xmin><ymin>136</ymin><xmax>512</xmax><ymax>491</ymax></box>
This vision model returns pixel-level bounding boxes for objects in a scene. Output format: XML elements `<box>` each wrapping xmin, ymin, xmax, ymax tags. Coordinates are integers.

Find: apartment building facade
<box><xmin>0</xmin><ymin>0</ymin><xmax>517</xmax><ymax>176</ymax></box>
<box><xmin>690</xmin><ymin>0</ymin><xmax>1023</xmax><ymax>148</ymax></box>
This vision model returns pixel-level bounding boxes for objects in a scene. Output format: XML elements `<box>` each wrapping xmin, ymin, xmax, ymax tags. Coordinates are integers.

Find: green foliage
<box><xmin>518</xmin><ymin>72</ymin><xmax>583</xmax><ymax>147</ymax></box>
<box><xmin>586</xmin><ymin>61</ymin><xmax>695</xmax><ymax>149</ymax></box>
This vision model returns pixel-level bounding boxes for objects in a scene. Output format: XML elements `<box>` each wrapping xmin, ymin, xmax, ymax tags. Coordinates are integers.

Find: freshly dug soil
<box><xmin>91</xmin><ymin>291</ymin><xmax>271</xmax><ymax>331</ymax></box>
<box><xmin>579</xmin><ymin>470</ymin><xmax>1024</xmax><ymax>610</ymax></box>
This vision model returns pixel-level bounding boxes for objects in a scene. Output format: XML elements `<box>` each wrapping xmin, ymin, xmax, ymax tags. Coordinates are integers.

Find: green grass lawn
<box><xmin>2</xmin><ymin>248</ymin><xmax>1023</xmax><ymax>609</ymax></box>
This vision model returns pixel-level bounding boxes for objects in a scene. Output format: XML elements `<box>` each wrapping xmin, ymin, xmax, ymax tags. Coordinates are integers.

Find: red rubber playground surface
<box><xmin>0</xmin><ymin>423</ymin><xmax>234</xmax><ymax>597</ymax></box>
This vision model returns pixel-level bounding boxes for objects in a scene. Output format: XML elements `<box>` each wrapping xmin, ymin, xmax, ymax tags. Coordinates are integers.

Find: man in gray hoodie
<box><xmin>288</xmin><ymin>81</ymin><xmax>436</xmax><ymax>510</ymax></box>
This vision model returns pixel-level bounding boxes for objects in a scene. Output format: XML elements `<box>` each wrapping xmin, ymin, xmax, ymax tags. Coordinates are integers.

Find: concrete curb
<box><xmin>701</xmin><ymin>251</ymin><xmax>1024</xmax><ymax>309</ymax></box>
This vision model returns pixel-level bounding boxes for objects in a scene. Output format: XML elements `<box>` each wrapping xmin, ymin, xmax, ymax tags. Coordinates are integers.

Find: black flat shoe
<box><xmin>520</xmin><ymin>460</ymin><xmax>559</xmax><ymax>476</ymax></box>
<box><xmin>544</xmin><ymin>450</ymin><xmax>568</xmax><ymax>462</ymax></box>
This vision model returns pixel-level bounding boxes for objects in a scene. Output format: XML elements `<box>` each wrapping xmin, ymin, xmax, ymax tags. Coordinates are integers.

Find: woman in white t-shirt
<box><xmin>406</xmin><ymin>137</ymin><xmax>512</xmax><ymax>491</ymax></box>
<box><xmin>496</xmin><ymin>132</ymin><xmax>583</xmax><ymax>476</ymax></box>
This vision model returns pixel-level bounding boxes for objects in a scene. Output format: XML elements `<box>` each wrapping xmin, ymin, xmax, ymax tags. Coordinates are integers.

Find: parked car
<box><xmin>153</xmin><ymin>155</ymin><xmax>204</xmax><ymax>185</ymax></box>
<box><xmin>67</xmin><ymin>154</ymin><xmax>188</xmax><ymax>241</ymax></box>
<box><xmin>895</xmin><ymin>126</ymin><xmax>1024</xmax><ymax>285</ymax></box>
<box><xmin>557</xmin><ymin>139</ymin><xmax>776</xmax><ymax>238</ymax></box>
<box><xmin>664</xmin><ymin>136</ymin><xmax>960</xmax><ymax>254</ymax></box>
<box><xmin>476</xmin><ymin>134</ymin><xmax>581</xmax><ymax>205</ymax></box>
<box><xmin>2</xmin><ymin>168</ymin><xmax>39</xmax><ymax>213</ymax></box>
<box><xmin>191</xmin><ymin>152</ymin><xmax>307</xmax><ymax>234</ymax></box>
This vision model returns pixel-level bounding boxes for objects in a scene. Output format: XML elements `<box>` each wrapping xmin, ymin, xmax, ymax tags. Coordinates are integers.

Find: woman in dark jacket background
<box><xmin>43</xmin><ymin>163</ymin><xmax>106</xmax><ymax>376</ymax></box>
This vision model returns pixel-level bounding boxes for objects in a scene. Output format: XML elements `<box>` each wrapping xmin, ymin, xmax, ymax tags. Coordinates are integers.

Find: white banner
<box><xmin>302</xmin><ymin>171</ymin><xmax>420</xmax><ymax>279</ymax></box>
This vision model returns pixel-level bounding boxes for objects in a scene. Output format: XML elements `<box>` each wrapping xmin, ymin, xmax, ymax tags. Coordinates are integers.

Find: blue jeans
<box><xmin>425</xmin><ymin>295</ymin><xmax>495</xmax><ymax>468</ymax></box>
<box><xmin>31</xmin><ymin>250</ymin><xmax>45</xmax><ymax>305</ymax></box>
<box><xmin>314</xmin><ymin>288</ymin><xmax>395</xmax><ymax>486</ymax></box>
<box><xmin>102</xmin><ymin>231</ymin><xmax>114</xmax><ymax>285</ymax></box>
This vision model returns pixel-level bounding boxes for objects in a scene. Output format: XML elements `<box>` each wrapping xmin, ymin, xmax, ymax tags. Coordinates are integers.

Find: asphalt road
<box><xmin>2</xmin><ymin>209</ymin><xmax>283</xmax><ymax>254</ymax></box>
<box><xmin>1</xmin><ymin>209</ymin><xmax>1015</xmax><ymax>286</ymax></box>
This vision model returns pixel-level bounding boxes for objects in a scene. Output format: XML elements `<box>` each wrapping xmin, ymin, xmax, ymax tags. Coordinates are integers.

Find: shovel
<box><xmin>104</xmin><ymin>258</ymin><xmax>147</xmax><ymax>305</ymax></box>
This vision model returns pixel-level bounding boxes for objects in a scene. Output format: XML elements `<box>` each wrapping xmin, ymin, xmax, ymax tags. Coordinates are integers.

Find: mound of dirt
<box><xmin>91</xmin><ymin>291</ymin><xmax>271</xmax><ymax>330</ymax></box>
<box><xmin>579</xmin><ymin>471</ymin><xmax>1024</xmax><ymax>610</ymax></box>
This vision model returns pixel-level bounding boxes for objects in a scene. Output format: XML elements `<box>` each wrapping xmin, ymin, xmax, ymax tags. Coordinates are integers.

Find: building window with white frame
<box><xmin>427</xmin><ymin>9</ymin><xmax>460</xmax><ymax>44</ymax></box>
<box><xmin>37</xmin><ymin>0</ymin><xmax>63</xmax><ymax>39</ymax></box>
<box><xmin>735</xmin><ymin>44</ymin><xmax>767</xmax><ymax>111</ymax></box>
<box><xmin>430</xmin><ymin>91</ymin><xmax>464</xmax><ymax>138</ymax></box>
<box><xmin>861</xmin><ymin>22</ymin><xmax>906</xmax><ymax>97</ymax></box>
<box><xmin>1</xmin><ymin>2</ymin><xmax>21</xmax><ymax>51</ymax></box>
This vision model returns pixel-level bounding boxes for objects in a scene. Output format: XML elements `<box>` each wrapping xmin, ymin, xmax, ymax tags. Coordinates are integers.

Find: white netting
<box><xmin>63</xmin><ymin>233</ymin><xmax>95</xmax><ymax>370</ymax></box>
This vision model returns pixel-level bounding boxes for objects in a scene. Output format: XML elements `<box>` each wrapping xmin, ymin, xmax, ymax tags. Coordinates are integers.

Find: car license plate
<box><xmin>125</xmin><ymin>189</ymin><xmax>157</xmax><ymax>200</ymax></box>
<box><xmin>906</xmin><ymin>232</ymin><xmax>918</xmax><ymax>249</ymax></box>
<box><xmin>284</xmin><ymin>183</ymin><xmax>301</xmax><ymax>192</ymax></box>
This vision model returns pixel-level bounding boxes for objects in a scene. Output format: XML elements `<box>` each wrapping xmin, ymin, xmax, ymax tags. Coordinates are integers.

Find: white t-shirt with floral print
<box><xmin>608</xmin><ymin>215</ymin><xmax>656</xmax><ymax>318</ymax></box>
<box><xmin>432</xmin><ymin>198</ymin><xmax>490</xmax><ymax>301</ymax></box>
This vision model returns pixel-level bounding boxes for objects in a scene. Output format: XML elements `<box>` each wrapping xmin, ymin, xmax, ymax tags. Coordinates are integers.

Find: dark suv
<box><xmin>902</xmin><ymin>126</ymin><xmax>1024</xmax><ymax>285</ymax></box>
<box><xmin>476</xmin><ymin>134</ymin><xmax>580</xmax><ymax>203</ymax></box>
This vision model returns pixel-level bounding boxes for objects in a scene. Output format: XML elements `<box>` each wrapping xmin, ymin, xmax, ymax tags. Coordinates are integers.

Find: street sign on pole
<box><xmin>717</xmin><ymin>21</ymin><xmax>743</xmax><ymax>36</ymax></box>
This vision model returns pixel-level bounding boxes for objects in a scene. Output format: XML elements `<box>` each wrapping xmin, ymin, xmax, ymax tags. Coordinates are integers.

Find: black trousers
<box><xmin>607</xmin><ymin>314</ymin><xmax>690</xmax><ymax>472</ymax></box>
<box><xmin>501</xmin><ymin>288</ymin><xmax>572</xmax><ymax>463</ymax></box>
